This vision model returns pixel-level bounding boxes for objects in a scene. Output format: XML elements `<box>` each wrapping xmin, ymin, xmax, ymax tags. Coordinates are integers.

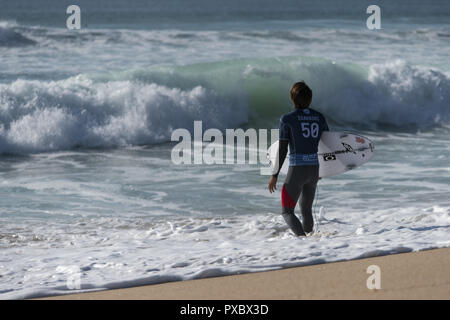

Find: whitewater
<box><xmin>1</xmin><ymin>0</ymin><xmax>449</xmax><ymax>299</ymax></box>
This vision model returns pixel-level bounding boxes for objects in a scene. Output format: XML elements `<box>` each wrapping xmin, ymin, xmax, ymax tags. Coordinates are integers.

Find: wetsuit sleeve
<box><xmin>273</xmin><ymin>117</ymin><xmax>290</xmax><ymax>177</ymax></box>
<box><xmin>279</xmin><ymin>116</ymin><xmax>290</xmax><ymax>141</ymax></box>
<box><xmin>272</xmin><ymin>140</ymin><xmax>289</xmax><ymax>178</ymax></box>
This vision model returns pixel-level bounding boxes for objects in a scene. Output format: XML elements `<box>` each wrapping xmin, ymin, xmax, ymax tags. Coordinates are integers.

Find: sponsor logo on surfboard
<box><xmin>341</xmin><ymin>142</ymin><xmax>357</xmax><ymax>155</ymax></box>
<box><xmin>323</xmin><ymin>153</ymin><xmax>337</xmax><ymax>161</ymax></box>
<box><xmin>355</xmin><ymin>136</ymin><xmax>365</xmax><ymax>144</ymax></box>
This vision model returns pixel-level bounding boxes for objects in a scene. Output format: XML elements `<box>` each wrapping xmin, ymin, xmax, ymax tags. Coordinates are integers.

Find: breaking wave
<box><xmin>1</xmin><ymin>56</ymin><xmax>449</xmax><ymax>154</ymax></box>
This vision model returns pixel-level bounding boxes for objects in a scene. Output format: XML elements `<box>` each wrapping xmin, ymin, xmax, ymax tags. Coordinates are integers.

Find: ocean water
<box><xmin>0</xmin><ymin>0</ymin><xmax>449</xmax><ymax>299</ymax></box>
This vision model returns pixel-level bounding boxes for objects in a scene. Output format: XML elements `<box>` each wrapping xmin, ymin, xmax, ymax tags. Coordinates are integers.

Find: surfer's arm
<box><xmin>274</xmin><ymin>115</ymin><xmax>290</xmax><ymax>177</ymax></box>
<box><xmin>272</xmin><ymin>139</ymin><xmax>289</xmax><ymax>178</ymax></box>
<box><xmin>268</xmin><ymin>139</ymin><xmax>288</xmax><ymax>193</ymax></box>
<box><xmin>269</xmin><ymin>117</ymin><xmax>290</xmax><ymax>193</ymax></box>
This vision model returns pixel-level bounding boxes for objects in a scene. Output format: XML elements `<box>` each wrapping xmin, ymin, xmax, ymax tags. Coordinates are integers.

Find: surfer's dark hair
<box><xmin>290</xmin><ymin>81</ymin><xmax>312</xmax><ymax>109</ymax></box>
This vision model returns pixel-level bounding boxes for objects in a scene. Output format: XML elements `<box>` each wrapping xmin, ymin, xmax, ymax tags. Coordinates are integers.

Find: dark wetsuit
<box><xmin>273</xmin><ymin>107</ymin><xmax>329</xmax><ymax>236</ymax></box>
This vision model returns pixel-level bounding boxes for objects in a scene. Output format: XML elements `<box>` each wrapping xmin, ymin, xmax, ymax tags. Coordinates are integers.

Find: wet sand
<box><xmin>38</xmin><ymin>247</ymin><xmax>450</xmax><ymax>300</ymax></box>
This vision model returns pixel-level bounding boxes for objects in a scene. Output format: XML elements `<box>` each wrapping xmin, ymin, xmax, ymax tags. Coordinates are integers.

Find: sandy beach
<box><xmin>38</xmin><ymin>247</ymin><xmax>449</xmax><ymax>300</ymax></box>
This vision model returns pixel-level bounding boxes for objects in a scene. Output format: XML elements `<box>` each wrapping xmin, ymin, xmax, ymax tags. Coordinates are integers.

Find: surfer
<box><xmin>268</xmin><ymin>81</ymin><xmax>329</xmax><ymax>236</ymax></box>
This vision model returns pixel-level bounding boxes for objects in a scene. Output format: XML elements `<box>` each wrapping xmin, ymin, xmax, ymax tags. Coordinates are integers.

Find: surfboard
<box><xmin>267</xmin><ymin>131</ymin><xmax>375</xmax><ymax>178</ymax></box>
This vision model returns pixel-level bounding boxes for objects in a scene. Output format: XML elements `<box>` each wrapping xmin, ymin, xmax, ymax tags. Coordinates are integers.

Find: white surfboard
<box><xmin>267</xmin><ymin>131</ymin><xmax>375</xmax><ymax>178</ymax></box>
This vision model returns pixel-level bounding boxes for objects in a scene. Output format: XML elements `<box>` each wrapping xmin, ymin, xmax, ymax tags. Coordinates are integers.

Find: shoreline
<box><xmin>37</xmin><ymin>247</ymin><xmax>450</xmax><ymax>300</ymax></box>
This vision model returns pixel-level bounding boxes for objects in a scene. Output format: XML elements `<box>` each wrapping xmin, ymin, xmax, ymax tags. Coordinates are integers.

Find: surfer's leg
<box><xmin>281</xmin><ymin>166</ymin><xmax>305</xmax><ymax>236</ymax></box>
<box><xmin>299</xmin><ymin>166</ymin><xmax>319</xmax><ymax>233</ymax></box>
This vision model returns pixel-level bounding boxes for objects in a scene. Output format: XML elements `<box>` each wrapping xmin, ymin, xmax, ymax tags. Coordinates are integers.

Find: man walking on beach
<box><xmin>268</xmin><ymin>82</ymin><xmax>329</xmax><ymax>236</ymax></box>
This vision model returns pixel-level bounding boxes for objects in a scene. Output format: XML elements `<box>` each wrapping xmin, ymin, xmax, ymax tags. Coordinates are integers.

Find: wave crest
<box><xmin>0</xmin><ymin>76</ymin><xmax>248</xmax><ymax>154</ymax></box>
<box><xmin>1</xmin><ymin>57</ymin><xmax>449</xmax><ymax>154</ymax></box>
